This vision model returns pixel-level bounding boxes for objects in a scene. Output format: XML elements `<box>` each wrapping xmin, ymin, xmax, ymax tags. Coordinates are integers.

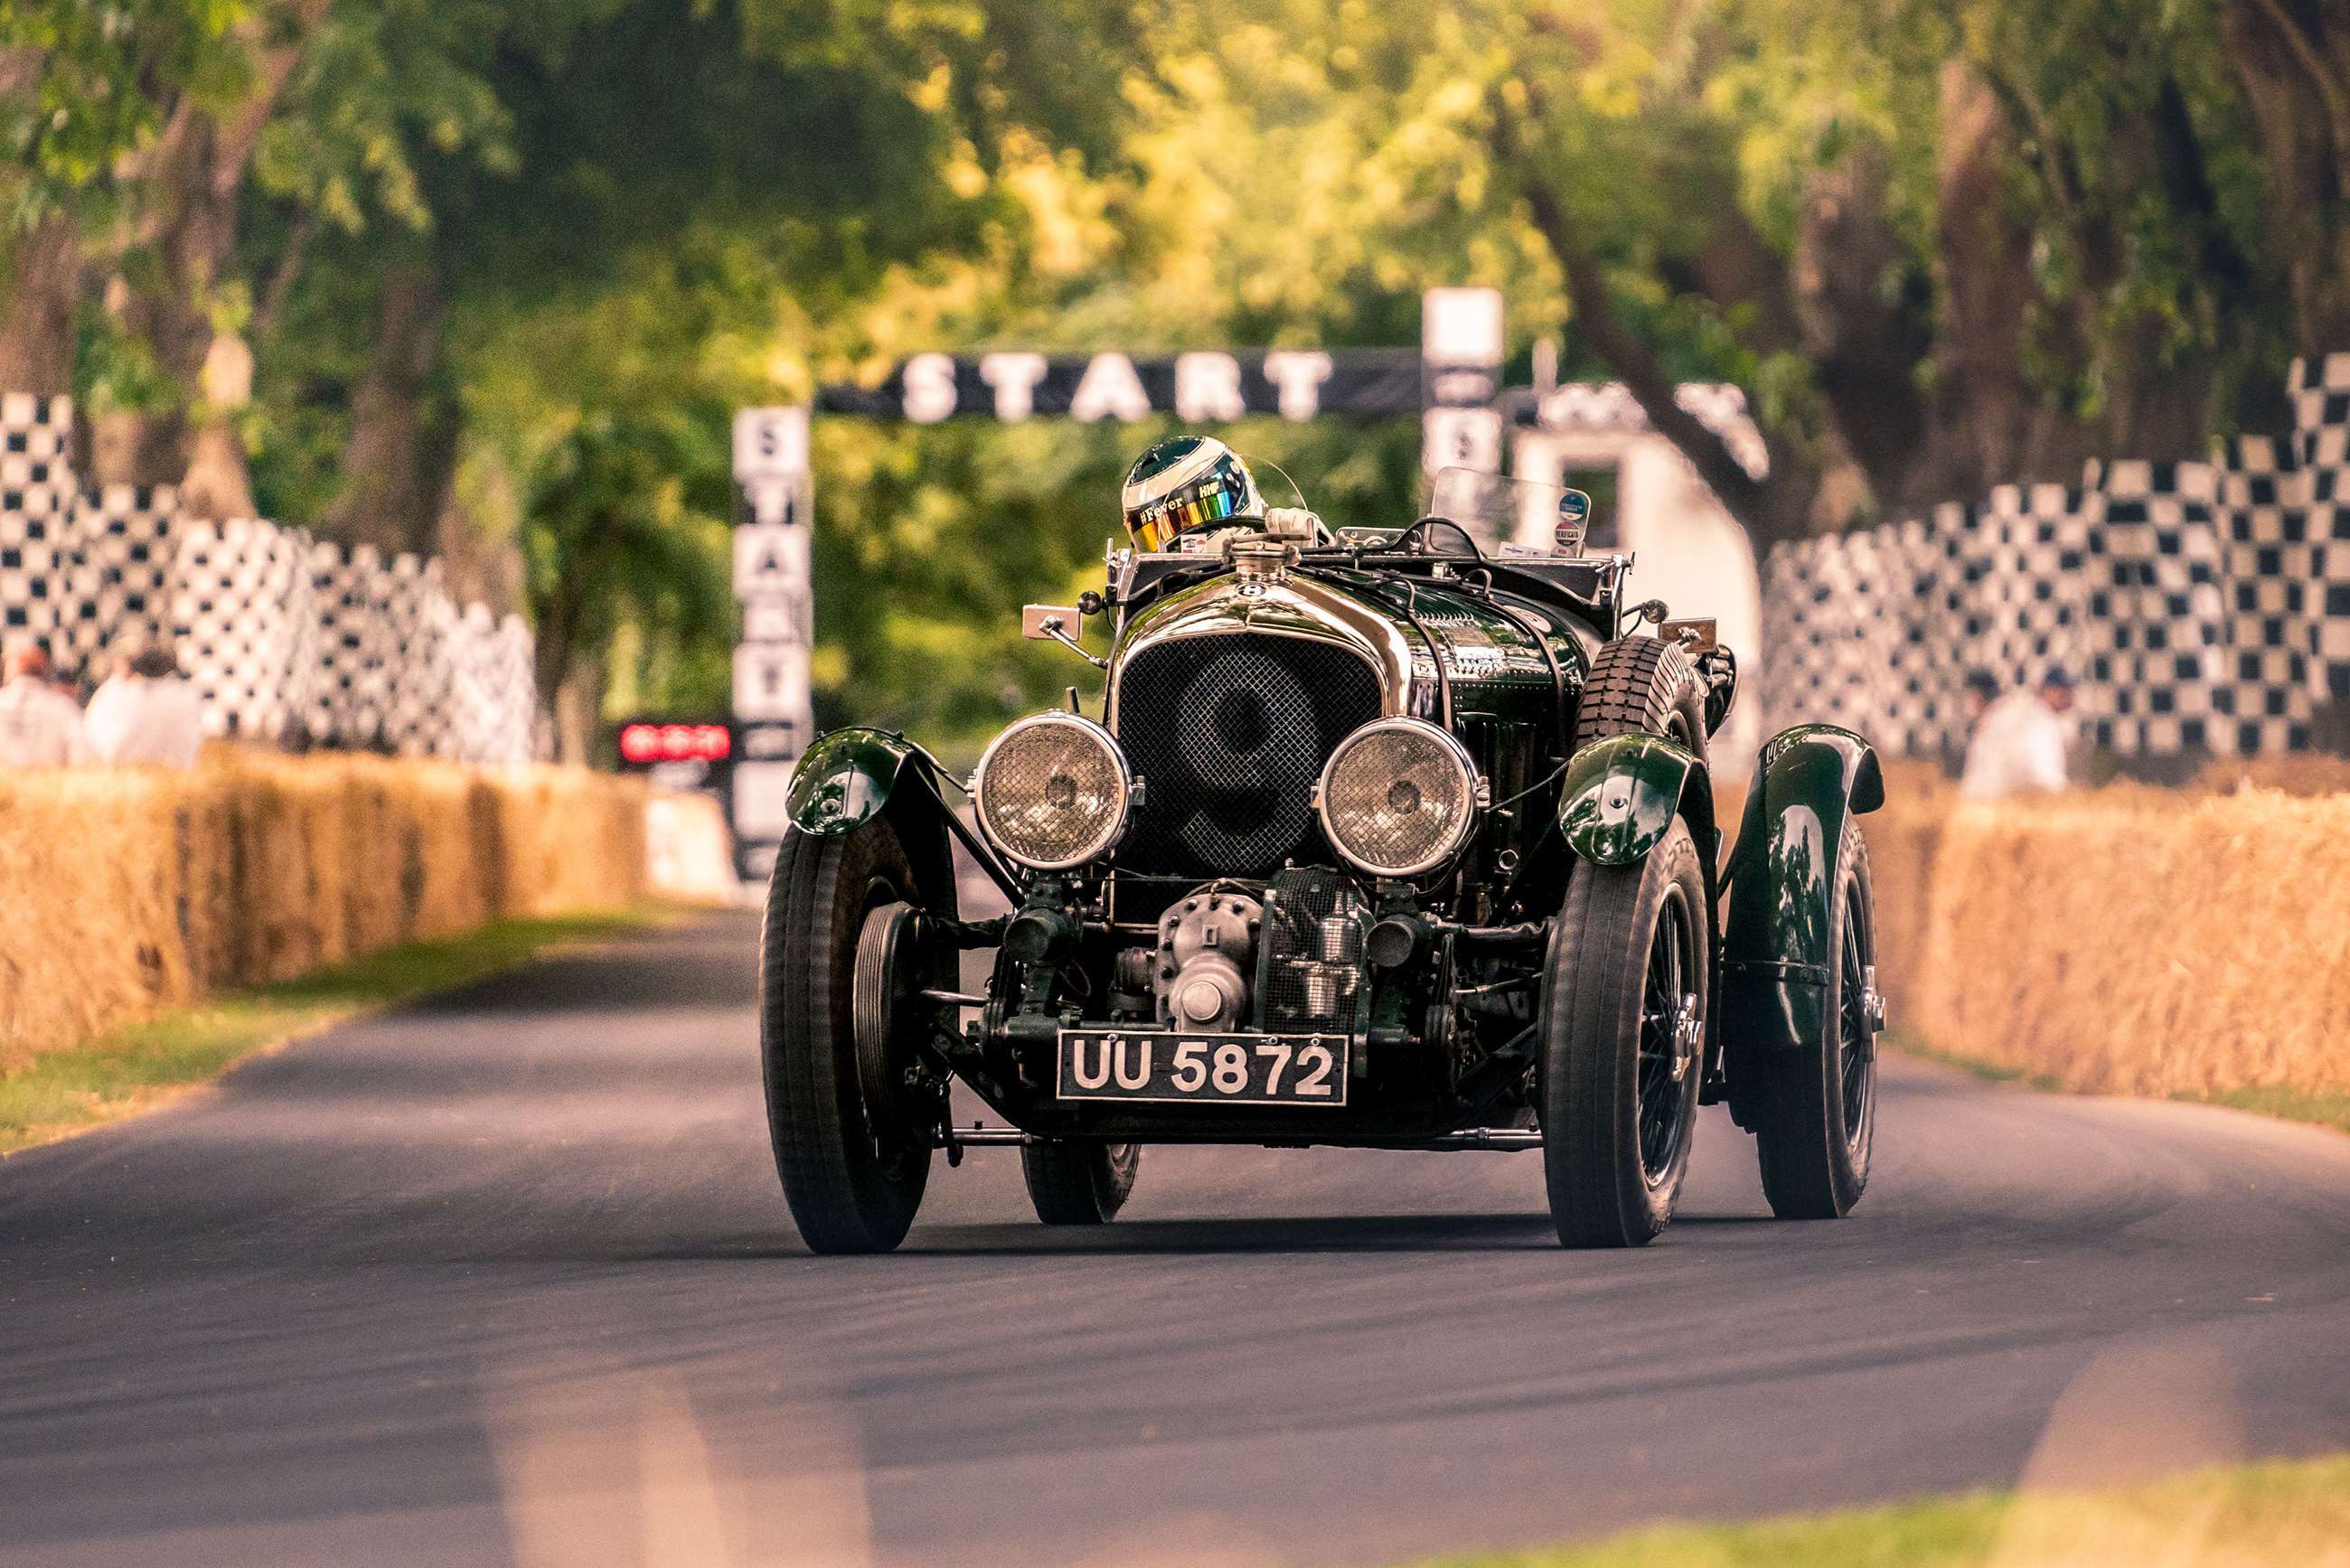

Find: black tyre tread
<box><xmin>761</xmin><ymin>821</ymin><xmax>929</xmax><ymax>1253</ymax></box>
<box><xmin>1021</xmin><ymin>1141</ymin><xmax>1140</xmax><ymax>1225</ymax></box>
<box><xmin>1541</xmin><ymin>821</ymin><xmax>1706</xmax><ymax>1248</ymax></box>
<box><xmin>1575</xmin><ymin>636</ymin><xmax>1709</xmax><ymax>772</ymax></box>
<box><xmin>1753</xmin><ymin>828</ymin><xmax>1875</xmax><ymax>1220</ymax></box>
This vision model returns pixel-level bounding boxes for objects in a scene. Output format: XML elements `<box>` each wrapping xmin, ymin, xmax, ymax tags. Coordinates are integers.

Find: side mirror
<box><xmin>1022</xmin><ymin>604</ymin><xmax>1083</xmax><ymax>641</ymax></box>
<box><xmin>1022</xmin><ymin>604</ymin><xmax>1107</xmax><ymax>670</ymax></box>
<box><xmin>1659</xmin><ymin>616</ymin><xmax>1717</xmax><ymax>653</ymax></box>
<box><xmin>1554</xmin><ymin>489</ymin><xmax>1592</xmax><ymax>556</ymax></box>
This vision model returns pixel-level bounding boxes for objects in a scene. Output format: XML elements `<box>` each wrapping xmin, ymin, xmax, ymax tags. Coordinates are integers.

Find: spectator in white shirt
<box><xmin>0</xmin><ymin>640</ymin><xmax>91</xmax><ymax>767</ymax></box>
<box><xmin>83</xmin><ymin>646</ymin><xmax>206</xmax><ymax>769</ymax></box>
<box><xmin>1960</xmin><ymin>669</ymin><xmax>2077</xmax><ymax>801</ymax></box>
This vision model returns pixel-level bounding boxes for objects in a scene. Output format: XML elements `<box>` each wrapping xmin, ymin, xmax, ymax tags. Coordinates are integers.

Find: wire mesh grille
<box><xmin>1114</xmin><ymin>634</ymin><xmax>1381</xmax><ymax>877</ymax></box>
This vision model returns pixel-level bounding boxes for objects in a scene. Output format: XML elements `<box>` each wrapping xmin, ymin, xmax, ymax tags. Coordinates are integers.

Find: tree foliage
<box><xmin>5</xmin><ymin>0</ymin><xmax>2347</xmax><ymax>750</ymax></box>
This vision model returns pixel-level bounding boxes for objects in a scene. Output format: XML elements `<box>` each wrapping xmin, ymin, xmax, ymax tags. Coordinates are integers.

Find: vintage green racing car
<box><xmin>760</xmin><ymin>437</ymin><xmax>1886</xmax><ymax>1252</ymax></box>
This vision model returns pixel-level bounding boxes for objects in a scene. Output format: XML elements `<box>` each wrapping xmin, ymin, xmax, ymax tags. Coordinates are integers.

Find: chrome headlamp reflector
<box><xmin>973</xmin><ymin>712</ymin><xmax>1133</xmax><ymax>871</ymax></box>
<box><xmin>1317</xmin><ymin>718</ymin><xmax>1480</xmax><ymax>878</ymax></box>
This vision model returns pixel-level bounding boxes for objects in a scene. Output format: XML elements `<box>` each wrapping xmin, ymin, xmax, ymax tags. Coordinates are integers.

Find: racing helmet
<box><xmin>1121</xmin><ymin>437</ymin><xmax>1264</xmax><ymax>552</ymax></box>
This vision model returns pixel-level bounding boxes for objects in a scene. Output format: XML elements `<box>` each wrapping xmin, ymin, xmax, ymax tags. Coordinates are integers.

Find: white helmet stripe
<box><xmin>1121</xmin><ymin>440</ymin><xmax>1227</xmax><ymax>511</ymax></box>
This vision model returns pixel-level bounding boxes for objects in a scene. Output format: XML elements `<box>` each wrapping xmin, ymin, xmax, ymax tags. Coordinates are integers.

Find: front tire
<box><xmin>1751</xmin><ymin>829</ymin><xmax>1879</xmax><ymax>1219</ymax></box>
<box><xmin>1540</xmin><ymin>819</ymin><xmax>1709</xmax><ymax>1247</ymax></box>
<box><xmin>761</xmin><ymin>819</ymin><xmax>939</xmax><ymax>1254</ymax></box>
<box><xmin>1021</xmin><ymin>1141</ymin><xmax>1141</xmax><ymax>1225</ymax></box>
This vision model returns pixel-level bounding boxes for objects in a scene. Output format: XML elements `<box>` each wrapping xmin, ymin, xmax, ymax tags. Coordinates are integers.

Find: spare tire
<box><xmin>1574</xmin><ymin>636</ymin><xmax>1709</xmax><ymax>773</ymax></box>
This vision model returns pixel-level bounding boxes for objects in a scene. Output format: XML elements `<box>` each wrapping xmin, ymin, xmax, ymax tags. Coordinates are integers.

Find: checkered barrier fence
<box><xmin>1761</xmin><ymin>355</ymin><xmax>2350</xmax><ymax>758</ymax></box>
<box><xmin>0</xmin><ymin>393</ymin><xmax>537</xmax><ymax>762</ymax></box>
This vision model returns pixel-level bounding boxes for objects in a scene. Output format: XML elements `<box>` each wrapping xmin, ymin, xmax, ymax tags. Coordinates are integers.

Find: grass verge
<box><xmin>1889</xmin><ymin>1031</ymin><xmax>2350</xmax><ymax>1139</ymax></box>
<box><xmin>0</xmin><ymin>906</ymin><xmax>677</xmax><ymax>1155</ymax></box>
<box><xmin>1414</xmin><ymin>1451</ymin><xmax>2350</xmax><ymax>1568</ymax></box>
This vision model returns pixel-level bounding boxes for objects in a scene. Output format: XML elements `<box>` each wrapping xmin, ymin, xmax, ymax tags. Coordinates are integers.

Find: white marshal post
<box><xmin>1420</xmin><ymin>286</ymin><xmax>1505</xmax><ymax>485</ymax></box>
<box><xmin>730</xmin><ymin>405</ymin><xmax>816</xmax><ymax>883</ymax></box>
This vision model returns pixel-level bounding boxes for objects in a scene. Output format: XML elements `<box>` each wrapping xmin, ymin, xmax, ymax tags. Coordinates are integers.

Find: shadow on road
<box><xmin>611</xmin><ymin>1208</ymin><xmax>1789</xmax><ymax>1262</ymax></box>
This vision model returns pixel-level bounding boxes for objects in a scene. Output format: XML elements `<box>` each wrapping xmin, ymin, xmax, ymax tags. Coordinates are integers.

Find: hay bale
<box><xmin>1910</xmin><ymin>790</ymin><xmax>2350</xmax><ymax>1096</ymax></box>
<box><xmin>0</xmin><ymin>753</ymin><xmax>653</xmax><ymax>1068</ymax></box>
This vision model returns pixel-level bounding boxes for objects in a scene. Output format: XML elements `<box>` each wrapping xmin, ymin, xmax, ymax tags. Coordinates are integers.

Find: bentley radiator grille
<box><xmin>1114</xmin><ymin>634</ymin><xmax>1382</xmax><ymax>877</ymax></box>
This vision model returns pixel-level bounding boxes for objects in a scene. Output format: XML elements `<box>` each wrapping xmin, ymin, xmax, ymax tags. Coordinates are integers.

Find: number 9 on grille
<box><xmin>973</xmin><ymin>712</ymin><xmax>1135</xmax><ymax>870</ymax></box>
<box><xmin>1316</xmin><ymin>718</ymin><xmax>1482</xmax><ymax>878</ymax></box>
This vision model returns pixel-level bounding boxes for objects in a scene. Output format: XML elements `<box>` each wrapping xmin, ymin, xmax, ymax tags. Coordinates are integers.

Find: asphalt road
<box><xmin>4</xmin><ymin>904</ymin><xmax>2350</xmax><ymax>1567</ymax></box>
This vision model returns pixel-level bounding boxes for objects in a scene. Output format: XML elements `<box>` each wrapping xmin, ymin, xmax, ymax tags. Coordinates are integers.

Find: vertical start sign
<box><xmin>1420</xmin><ymin>287</ymin><xmax>1505</xmax><ymax>480</ymax></box>
<box><xmin>730</xmin><ymin>406</ymin><xmax>816</xmax><ymax>883</ymax></box>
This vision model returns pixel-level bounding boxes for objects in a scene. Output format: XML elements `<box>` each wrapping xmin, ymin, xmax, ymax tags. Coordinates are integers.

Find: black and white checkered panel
<box><xmin>2081</xmin><ymin>461</ymin><xmax>2229</xmax><ymax>756</ymax></box>
<box><xmin>2215</xmin><ymin>432</ymin><xmax>2317</xmax><ymax>753</ymax></box>
<box><xmin>170</xmin><ymin>517</ymin><xmax>315</xmax><ymax>739</ymax></box>
<box><xmin>484</xmin><ymin>614</ymin><xmax>539</xmax><ymax>763</ymax></box>
<box><xmin>1828</xmin><ymin>525</ymin><xmax>1917</xmax><ymax>749</ymax></box>
<box><xmin>2289</xmin><ymin>353</ymin><xmax>2350</xmax><ymax>472</ymax></box>
<box><xmin>1878</xmin><ymin>504</ymin><xmax>1974</xmax><ymax>760</ymax></box>
<box><xmin>302</xmin><ymin>542</ymin><xmax>399</xmax><ymax>746</ymax></box>
<box><xmin>72</xmin><ymin>484</ymin><xmax>181</xmax><ymax>670</ymax></box>
<box><xmin>2</xmin><ymin>391</ymin><xmax>72</xmax><ymax>467</ymax></box>
<box><xmin>1755</xmin><ymin>536</ymin><xmax>1838</xmax><ymax>730</ymax></box>
<box><xmin>1960</xmin><ymin>483</ymin><xmax>2093</xmax><ymax>691</ymax></box>
<box><xmin>0</xmin><ymin>393</ymin><xmax>83</xmax><ymax>660</ymax></box>
<box><xmin>6</xmin><ymin>389</ymin><xmax>541</xmax><ymax>753</ymax></box>
<box><xmin>444</xmin><ymin>602</ymin><xmax>497</xmax><ymax>764</ymax></box>
<box><xmin>380</xmin><ymin>554</ymin><xmax>461</xmax><ymax>756</ymax></box>
<box><xmin>2290</xmin><ymin>356</ymin><xmax>2350</xmax><ymax>717</ymax></box>
<box><xmin>437</xmin><ymin>604</ymin><xmax>538</xmax><ymax>764</ymax></box>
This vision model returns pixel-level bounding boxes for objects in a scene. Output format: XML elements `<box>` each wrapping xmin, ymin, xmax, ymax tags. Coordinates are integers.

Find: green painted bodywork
<box><xmin>1557</xmin><ymin>733</ymin><xmax>1704</xmax><ymax>867</ymax></box>
<box><xmin>1112</xmin><ymin>567</ymin><xmax>1581</xmax><ymax>733</ymax></box>
<box><xmin>1720</xmin><ymin>724</ymin><xmax>1885</xmax><ymax>1056</ymax></box>
<box><xmin>785</xmin><ymin>727</ymin><xmax>926</xmax><ymax>837</ymax></box>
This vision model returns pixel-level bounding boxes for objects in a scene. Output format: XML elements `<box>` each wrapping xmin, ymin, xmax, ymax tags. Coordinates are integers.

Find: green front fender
<box><xmin>1557</xmin><ymin>733</ymin><xmax>1709</xmax><ymax>868</ymax></box>
<box><xmin>784</xmin><ymin>727</ymin><xmax>929</xmax><ymax>837</ymax></box>
<box><xmin>1720</xmin><ymin>724</ymin><xmax>1885</xmax><ymax>1056</ymax></box>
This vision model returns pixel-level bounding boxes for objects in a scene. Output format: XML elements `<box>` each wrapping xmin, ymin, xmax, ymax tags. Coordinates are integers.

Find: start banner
<box><xmin>814</xmin><ymin>349</ymin><xmax>1424</xmax><ymax>425</ymax></box>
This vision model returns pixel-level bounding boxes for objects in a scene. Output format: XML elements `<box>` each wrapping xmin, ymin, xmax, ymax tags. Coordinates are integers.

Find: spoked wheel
<box><xmin>1021</xmin><ymin>1140</ymin><xmax>1142</xmax><ymax>1225</ymax></box>
<box><xmin>1752</xmin><ymin>829</ymin><xmax>1879</xmax><ymax>1219</ymax></box>
<box><xmin>1634</xmin><ymin>900</ymin><xmax>1699</xmax><ymax>1184</ymax></box>
<box><xmin>1540</xmin><ymin>818</ymin><xmax>1709</xmax><ymax>1247</ymax></box>
<box><xmin>761</xmin><ymin>818</ymin><xmax>950</xmax><ymax>1254</ymax></box>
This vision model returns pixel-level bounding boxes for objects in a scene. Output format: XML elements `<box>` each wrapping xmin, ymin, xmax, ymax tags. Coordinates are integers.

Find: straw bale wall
<box><xmin>0</xmin><ymin>755</ymin><xmax>650</xmax><ymax>1070</ymax></box>
<box><xmin>1856</xmin><ymin>770</ymin><xmax>2350</xmax><ymax>1100</ymax></box>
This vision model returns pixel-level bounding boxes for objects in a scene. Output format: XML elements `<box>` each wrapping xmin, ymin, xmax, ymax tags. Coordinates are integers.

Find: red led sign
<box><xmin>619</xmin><ymin>722</ymin><xmax>732</xmax><ymax>765</ymax></box>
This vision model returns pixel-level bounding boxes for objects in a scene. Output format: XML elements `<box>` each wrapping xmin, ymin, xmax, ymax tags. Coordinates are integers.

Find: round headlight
<box><xmin>973</xmin><ymin>712</ymin><xmax>1133</xmax><ymax>871</ymax></box>
<box><xmin>1317</xmin><ymin>718</ymin><xmax>1481</xmax><ymax>877</ymax></box>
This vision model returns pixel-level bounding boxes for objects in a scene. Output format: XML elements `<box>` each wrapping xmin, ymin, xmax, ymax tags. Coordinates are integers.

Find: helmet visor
<box><xmin>1129</xmin><ymin>466</ymin><xmax>1254</xmax><ymax>552</ymax></box>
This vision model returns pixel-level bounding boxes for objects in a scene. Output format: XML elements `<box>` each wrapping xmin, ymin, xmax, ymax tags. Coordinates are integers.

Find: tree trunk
<box><xmin>1788</xmin><ymin>146</ymin><xmax>1935</xmax><ymax>514</ymax></box>
<box><xmin>0</xmin><ymin>215</ymin><xmax>81</xmax><ymax>399</ymax></box>
<box><xmin>2222</xmin><ymin>0</ymin><xmax>2350</xmax><ymax>355</ymax></box>
<box><xmin>324</xmin><ymin>263</ymin><xmax>459</xmax><ymax>556</ymax></box>
<box><xmin>92</xmin><ymin>1</ymin><xmax>326</xmax><ymax>501</ymax></box>
<box><xmin>1923</xmin><ymin>61</ymin><xmax>2062</xmax><ymax>497</ymax></box>
<box><xmin>1516</xmin><ymin>175</ymin><xmax>1819</xmax><ymax>550</ymax></box>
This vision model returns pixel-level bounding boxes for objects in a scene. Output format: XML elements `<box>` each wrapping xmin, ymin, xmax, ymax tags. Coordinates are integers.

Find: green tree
<box><xmin>518</xmin><ymin>408</ymin><xmax>730</xmax><ymax>763</ymax></box>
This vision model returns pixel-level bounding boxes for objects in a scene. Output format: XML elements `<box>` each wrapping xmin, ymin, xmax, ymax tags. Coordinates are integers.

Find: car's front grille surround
<box><xmin>1113</xmin><ymin>633</ymin><xmax>1383</xmax><ymax>878</ymax></box>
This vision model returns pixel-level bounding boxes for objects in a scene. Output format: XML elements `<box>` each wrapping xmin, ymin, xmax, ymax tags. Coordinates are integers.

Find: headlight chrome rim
<box><xmin>973</xmin><ymin>711</ymin><xmax>1134</xmax><ymax>872</ymax></box>
<box><xmin>1316</xmin><ymin>717</ymin><xmax>1481</xmax><ymax>878</ymax></box>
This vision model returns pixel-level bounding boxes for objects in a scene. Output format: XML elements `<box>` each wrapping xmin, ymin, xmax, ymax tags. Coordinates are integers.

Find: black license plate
<box><xmin>1056</xmin><ymin>1029</ymin><xmax>1349</xmax><ymax>1106</ymax></box>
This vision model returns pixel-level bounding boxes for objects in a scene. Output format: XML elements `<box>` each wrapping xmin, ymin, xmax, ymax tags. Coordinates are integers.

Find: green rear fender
<box><xmin>1720</xmin><ymin>724</ymin><xmax>1884</xmax><ymax>1056</ymax></box>
<box><xmin>1556</xmin><ymin>733</ymin><xmax>1716</xmax><ymax>869</ymax></box>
